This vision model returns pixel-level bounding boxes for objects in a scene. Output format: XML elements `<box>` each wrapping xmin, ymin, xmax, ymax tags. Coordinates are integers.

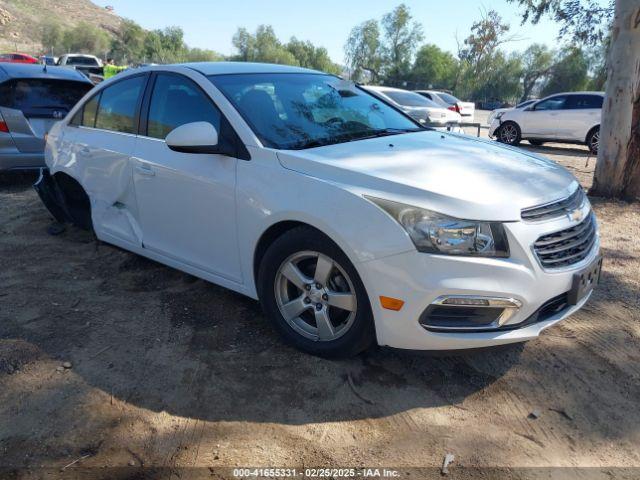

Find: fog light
<box><xmin>441</xmin><ymin>297</ymin><xmax>490</xmax><ymax>306</ymax></box>
<box><xmin>420</xmin><ymin>295</ymin><xmax>522</xmax><ymax>332</ymax></box>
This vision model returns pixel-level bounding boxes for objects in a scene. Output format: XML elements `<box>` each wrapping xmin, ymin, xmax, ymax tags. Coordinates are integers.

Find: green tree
<box><xmin>184</xmin><ymin>48</ymin><xmax>224</xmax><ymax>62</ymax></box>
<box><xmin>230</xmin><ymin>25</ymin><xmax>339</xmax><ymax>72</ymax></box>
<box><xmin>110</xmin><ymin>19</ymin><xmax>145</xmax><ymax>63</ymax></box>
<box><xmin>232</xmin><ymin>27</ymin><xmax>255</xmax><ymax>61</ymax></box>
<box><xmin>411</xmin><ymin>44</ymin><xmax>458</xmax><ymax>89</ymax></box>
<box><xmin>41</xmin><ymin>23</ymin><xmax>63</xmax><ymax>55</ymax></box>
<box><xmin>456</xmin><ymin>10</ymin><xmax>514</xmax><ymax>101</ymax></box>
<box><xmin>381</xmin><ymin>4</ymin><xmax>424</xmax><ymax>85</ymax></box>
<box><xmin>286</xmin><ymin>37</ymin><xmax>341</xmax><ymax>74</ymax></box>
<box><xmin>344</xmin><ymin>19</ymin><xmax>383</xmax><ymax>83</ymax></box>
<box><xmin>520</xmin><ymin>43</ymin><xmax>554</xmax><ymax>101</ymax></box>
<box><xmin>541</xmin><ymin>46</ymin><xmax>589</xmax><ymax>96</ymax></box>
<box><xmin>231</xmin><ymin>25</ymin><xmax>296</xmax><ymax>65</ymax></box>
<box><xmin>61</xmin><ymin>22</ymin><xmax>110</xmax><ymax>55</ymax></box>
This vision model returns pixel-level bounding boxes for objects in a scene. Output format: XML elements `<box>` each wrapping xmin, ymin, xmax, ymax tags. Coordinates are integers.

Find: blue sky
<box><xmin>93</xmin><ymin>0</ymin><xmax>581</xmax><ymax>63</ymax></box>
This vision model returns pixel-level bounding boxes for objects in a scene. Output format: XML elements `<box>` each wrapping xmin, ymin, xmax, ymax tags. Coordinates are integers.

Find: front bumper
<box><xmin>488</xmin><ymin>118</ymin><xmax>501</xmax><ymax>138</ymax></box>
<box><xmin>358</xmin><ymin>209</ymin><xmax>600</xmax><ymax>350</ymax></box>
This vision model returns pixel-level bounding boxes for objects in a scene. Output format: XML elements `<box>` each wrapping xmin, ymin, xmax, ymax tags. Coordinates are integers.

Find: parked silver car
<box><xmin>0</xmin><ymin>63</ymin><xmax>93</xmax><ymax>171</ymax></box>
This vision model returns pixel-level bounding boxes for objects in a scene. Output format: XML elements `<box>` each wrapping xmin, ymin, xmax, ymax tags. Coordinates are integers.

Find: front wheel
<box><xmin>587</xmin><ymin>127</ymin><xmax>599</xmax><ymax>154</ymax></box>
<box><xmin>258</xmin><ymin>227</ymin><xmax>375</xmax><ymax>358</ymax></box>
<box><xmin>497</xmin><ymin>121</ymin><xmax>521</xmax><ymax>146</ymax></box>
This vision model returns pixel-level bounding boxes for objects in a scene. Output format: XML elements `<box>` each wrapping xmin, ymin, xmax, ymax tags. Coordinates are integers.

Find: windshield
<box><xmin>382</xmin><ymin>90</ymin><xmax>441</xmax><ymax>108</ymax></box>
<box><xmin>209</xmin><ymin>73</ymin><xmax>421</xmax><ymax>149</ymax></box>
<box><xmin>65</xmin><ymin>56</ymin><xmax>100</xmax><ymax>66</ymax></box>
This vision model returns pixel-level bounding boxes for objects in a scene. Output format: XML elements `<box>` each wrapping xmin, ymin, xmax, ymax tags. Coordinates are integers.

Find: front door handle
<box><xmin>135</xmin><ymin>164</ymin><xmax>155</xmax><ymax>177</ymax></box>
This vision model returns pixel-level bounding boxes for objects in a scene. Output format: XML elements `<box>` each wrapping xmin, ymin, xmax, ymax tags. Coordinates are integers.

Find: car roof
<box><xmin>546</xmin><ymin>91</ymin><xmax>605</xmax><ymax>97</ymax></box>
<box><xmin>183</xmin><ymin>61</ymin><xmax>324</xmax><ymax>76</ymax></box>
<box><xmin>60</xmin><ymin>53</ymin><xmax>100</xmax><ymax>58</ymax></box>
<box><xmin>0</xmin><ymin>63</ymin><xmax>91</xmax><ymax>83</ymax></box>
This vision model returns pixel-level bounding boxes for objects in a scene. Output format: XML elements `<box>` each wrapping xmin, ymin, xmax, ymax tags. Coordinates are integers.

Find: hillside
<box><xmin>0</xmin><ymin>0</ymin><xmax>122</xmax><ymax>54</ymax></box>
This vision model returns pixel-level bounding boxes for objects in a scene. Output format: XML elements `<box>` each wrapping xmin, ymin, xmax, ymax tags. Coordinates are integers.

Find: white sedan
<box><xmin>415</xmin><ymin>90</ymin><xmax>475</xmax><ymax>120</ymax></box>
<box><xmin>362</xmin><ymin>85</ymin><xmax>462</xmax><ymax>131</ymax></box>
<box><xmin>489</xmin><ymin>92</ymin><xmax>603</xmax><ymax>153</ymax></box>
<box><xmin>36</xmin><ymin>63</ymin><xmax>601</xmax><ymax>357</ymax></box>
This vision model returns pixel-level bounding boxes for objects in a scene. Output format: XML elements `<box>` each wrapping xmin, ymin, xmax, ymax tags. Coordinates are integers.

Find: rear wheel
<box><xmin>587</xmin><ymin>127</ymin><xmax>599</xmax><ymax>154</ymax></box>
<box><xmin>497</xmin><ymin>121</ymin><xmax>521</xmax><ymax>146</ymax></box>
<box><xmin>258</xmin><ymin>227</ymin><xmax>375</xmax><ymax>358</ymax></box>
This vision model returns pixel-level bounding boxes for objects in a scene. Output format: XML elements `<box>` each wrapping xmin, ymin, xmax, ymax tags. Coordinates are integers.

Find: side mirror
<box><xmin>166</xmin><ymin>122</ymin><xmax>219</xmax><ymax>154</ymax></box>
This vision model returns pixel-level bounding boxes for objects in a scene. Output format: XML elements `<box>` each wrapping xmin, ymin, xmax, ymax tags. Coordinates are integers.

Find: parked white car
<box><xmin>362</xmin><ymin>85</ymin><xmax>464</xmax><ymax>133</ymax></box>
<box><xmin>36</xmin><ymin>63</ymin><xmax>601</xmax><ymax>357</ymax></box>
<box><xmin>489</xmin><ymin>92</ymin><xmax>603</xmax><ymax>153</ymax></box>
<box><xmin>362</xmin><ymin>85</ymin><xmax>462</xmax><ymax>131</ymax></box>
<box><xmin>487</xmin><ymin>99</ymin><xmax>537</xmax><ymax>125</ymax></box>
<box><xmin>415</xmin><ymin>90</ymin><xmax>475</xmax><ymax>120</ymax></box>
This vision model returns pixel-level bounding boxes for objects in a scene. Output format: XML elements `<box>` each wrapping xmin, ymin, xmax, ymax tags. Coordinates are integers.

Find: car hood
<box><xmin>277</xmin><ymin>130</ymin><xmax>578</xmax><ymax>221</ymax></box>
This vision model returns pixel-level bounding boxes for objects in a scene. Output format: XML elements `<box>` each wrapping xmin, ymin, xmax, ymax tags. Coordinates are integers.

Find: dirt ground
<box><xmin>1</xmin><ymin>115</ymin><xmax>639</xmax><ymax>479</ymax></box>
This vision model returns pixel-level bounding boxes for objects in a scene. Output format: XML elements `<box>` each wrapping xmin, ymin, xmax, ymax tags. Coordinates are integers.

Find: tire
<box><xmin>497</xmin><ymin>121</ymin><xmax>521</xmax><ymax>146</ymax></box>
<box><xmin>528</xmin><ymin>139</ymin><xmax>545</xmax><ymax>146</ymax></box>
<box><xmin>257</xmin><ymin>226</ymin><xmax>375</xmax><ymax>358</ymax></box>
<box><xmin>587</xmin><ymin>127</ymin><xmax>599</xmax><ymax>155</ymax></box>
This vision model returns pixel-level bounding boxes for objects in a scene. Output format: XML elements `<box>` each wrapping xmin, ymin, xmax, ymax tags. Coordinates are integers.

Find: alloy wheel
<box><xmin>274</xmin><ymin>251</ymin><xmax>357</xmax><ymax>342</ymax></box>
<box><xmin>590</xmin><ymin>130</ymin><xmax>599</xmax><ymax>153</ymax></box>
<box><xmin>500</xmin><ymin>124</ymin><xmax>518</xmax><ymax>144</ymax></box>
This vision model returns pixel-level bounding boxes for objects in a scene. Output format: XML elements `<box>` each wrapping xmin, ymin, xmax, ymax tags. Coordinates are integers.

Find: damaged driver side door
<box><xmin>69</xmin><ymin>73</ymin><xmax>149</xmax><ymax>248</ymax></box>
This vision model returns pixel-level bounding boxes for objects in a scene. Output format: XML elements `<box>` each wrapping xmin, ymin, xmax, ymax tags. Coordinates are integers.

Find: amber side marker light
<box><xmin>380</xmin><ymin>296</ymin><xmax>405</xmax><ymax>311</ymax></box>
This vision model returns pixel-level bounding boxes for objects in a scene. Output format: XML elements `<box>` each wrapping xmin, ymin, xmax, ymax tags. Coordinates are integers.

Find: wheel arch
<box><xmin>37</xmin><ymin>169</ymin><xmax>92</xmax><ymax>230</ymax></box>
<box><xmin>585</xmin><ymin>124</ymin><xmax>600</xmax><ymax>144</ymax></box>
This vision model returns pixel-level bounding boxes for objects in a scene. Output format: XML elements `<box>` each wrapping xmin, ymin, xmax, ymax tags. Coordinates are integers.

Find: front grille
<box><xmin>522</xmin><ymin>188</ymin><xmax>586</xmax><ymax>222</ymax></box>
<box><xmin>533</xmin><ymin>213</ymin><xmax>597</xmax><ymax>268</ymax></box>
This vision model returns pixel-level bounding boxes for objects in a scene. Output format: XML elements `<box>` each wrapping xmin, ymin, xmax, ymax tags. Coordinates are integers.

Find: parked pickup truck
<box><xmin>57</xmin><ymin>54</ymin><xmax>104</xmax><ymax>83</ymax></box>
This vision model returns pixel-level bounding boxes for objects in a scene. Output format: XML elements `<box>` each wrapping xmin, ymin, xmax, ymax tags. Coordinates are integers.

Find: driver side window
<box><xmin>147</xmin><ymin>74</ymin><xmax>221</xmax><ymax>140</ymax></box>
<box><xmin>534</xmin><ymin>96</ymin><xmax>566</xmax><ymax>111</ymax></box>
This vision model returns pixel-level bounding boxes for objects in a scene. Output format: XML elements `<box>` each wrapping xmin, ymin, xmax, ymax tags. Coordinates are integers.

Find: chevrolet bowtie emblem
<box><xmin>568</xmin><ymin>208</ymin><xmax>584</xmax><ymax>222</ymax></box>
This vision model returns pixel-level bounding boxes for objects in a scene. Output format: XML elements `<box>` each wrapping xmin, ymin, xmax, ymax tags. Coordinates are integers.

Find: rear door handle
<box><xmin>79</xmin><ymin>146</ymin><xmax>91</xmax><ymax>155</ymax></box>
<box><xmin>135</xmin><ymin>164</ymin><xmax>155</xmax><ymax>177</ymax></box>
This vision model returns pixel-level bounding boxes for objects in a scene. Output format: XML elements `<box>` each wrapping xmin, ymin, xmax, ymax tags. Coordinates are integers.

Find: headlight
<box><xmin>367</xmin><ymin>196</ymin><xmax>510</xmax><ymax>257</ymax></box>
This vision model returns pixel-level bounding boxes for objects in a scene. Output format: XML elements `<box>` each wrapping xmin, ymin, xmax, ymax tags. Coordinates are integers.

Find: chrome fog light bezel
<box><xmin>427</xmin><ymin>295</ymin><xmax>523</xmax><ymax>329</ymax></box>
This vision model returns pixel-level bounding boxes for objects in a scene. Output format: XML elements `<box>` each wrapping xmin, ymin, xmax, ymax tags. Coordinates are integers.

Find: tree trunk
<box><xmin>591</xmin><ymin>0</ymin><xmax>640</xmax><ymax>201</ymax></box>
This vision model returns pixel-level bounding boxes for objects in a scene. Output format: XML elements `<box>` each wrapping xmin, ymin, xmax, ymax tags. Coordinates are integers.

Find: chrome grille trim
<box><xmin>522</xmin><ymin>188</ymin><xmax>586</xmax><ymax>222</ymax></box>
<box><xmin>533</xmin><ymin>213</ymin><xmax>597</xmax><ymax>268</ymax></box>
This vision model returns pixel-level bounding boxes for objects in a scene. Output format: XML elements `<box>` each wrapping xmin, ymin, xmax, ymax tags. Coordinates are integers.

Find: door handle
<box><xmin>135</xmin><ymin>164</ymin><xmax>155</xmax><ymax>177</ymax></box>
<box><xmin>79</xmin><ymin>146</ymin><xmax>91</xmax><ymax>155</ymax></box>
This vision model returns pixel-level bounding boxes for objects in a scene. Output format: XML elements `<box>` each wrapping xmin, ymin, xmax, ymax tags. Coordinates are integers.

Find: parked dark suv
<box><xmin>0</xmin><ymin>63</ymin><xmax>93</xmax><ymax>171</ymax></box>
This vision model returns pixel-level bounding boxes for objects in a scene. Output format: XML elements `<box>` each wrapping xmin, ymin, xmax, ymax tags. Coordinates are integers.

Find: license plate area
<box><xmin>568</xmin><ymin>255</ymin><xmax>602</xmax><ymax>305</ymax></box>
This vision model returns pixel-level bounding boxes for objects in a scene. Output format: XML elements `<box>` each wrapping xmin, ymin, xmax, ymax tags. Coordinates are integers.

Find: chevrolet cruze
<box><xmin>35</xmin><ymin>63</ymin><xmax>602</xmax><ymax>357</ymax></box>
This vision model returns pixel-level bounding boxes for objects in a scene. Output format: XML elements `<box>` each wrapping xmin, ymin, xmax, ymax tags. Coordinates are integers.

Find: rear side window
<box><xmin>564</xmin><ymin>95</ymin><xmax>603</xmax><ymax>109</ymax></box>
<box><xmin>146</xmin><ymin>73</ymin><xmax>220</xmax><ymax>139</ymax></box>
<box><xmin>95</xmin><ymin>76</ymin><xmax>145</xmax><ymax>134</ymax></box>
<box><xmin>437</xmin><ymin>92</ymin><xmax>459</xmax><ymax>104</ymax></box>
<box><xmin>0</xmin><ymin>79</ymin><xmax>92</xmax><ymax>117</ymax></box>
